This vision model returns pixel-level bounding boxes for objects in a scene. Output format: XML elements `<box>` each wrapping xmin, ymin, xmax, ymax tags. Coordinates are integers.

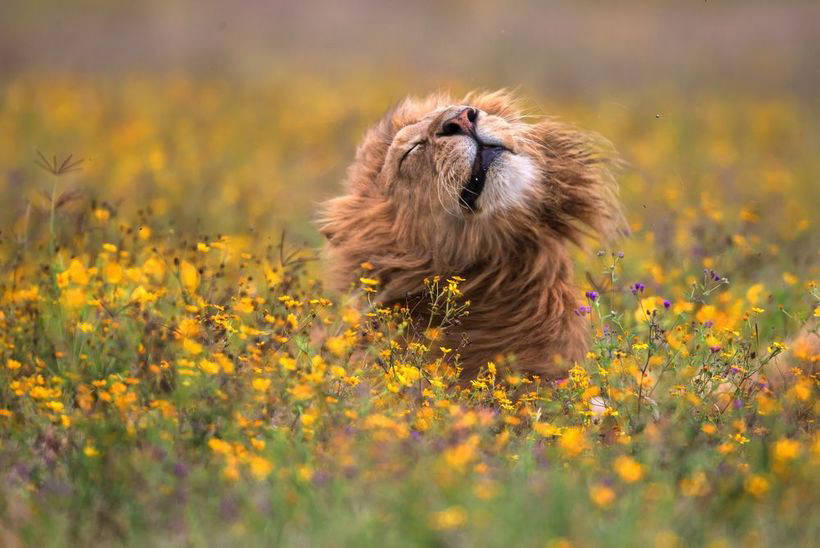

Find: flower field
<box><xmin>0</xmin><ymin>76</ymin><xmax>818</xmax><ymax>546</ymax></box>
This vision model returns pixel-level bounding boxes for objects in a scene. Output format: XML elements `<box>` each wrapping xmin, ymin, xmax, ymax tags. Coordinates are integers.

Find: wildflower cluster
<box><xmin>0</xmin><ymin>76</ymin><xmax>817</xmax><ymax>545</ymax></box>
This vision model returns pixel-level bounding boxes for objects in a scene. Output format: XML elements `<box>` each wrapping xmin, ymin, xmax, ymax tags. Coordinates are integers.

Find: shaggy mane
<box><xmin>319</xmin><ymin>90</ymin><xmax>627</xmax><ymax>377</ymax></box>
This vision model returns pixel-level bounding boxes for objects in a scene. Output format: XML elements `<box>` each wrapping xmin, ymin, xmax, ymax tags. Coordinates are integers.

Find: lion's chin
<box><xmin>463</xmin><ymin>153</ymin><xmax>539</xmax><ymax>217</ymax></box>
<box><xmin>459</xmin><ymin>145</ymin><xmax>507</xmax><ymax>213</ymax></box>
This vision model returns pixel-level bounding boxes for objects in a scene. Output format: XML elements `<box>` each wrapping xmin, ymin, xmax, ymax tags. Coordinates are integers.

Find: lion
<box><xmin>319</xmin><ymin>90</ymin><xmax>627</xmax><ymax>378</ymax></box>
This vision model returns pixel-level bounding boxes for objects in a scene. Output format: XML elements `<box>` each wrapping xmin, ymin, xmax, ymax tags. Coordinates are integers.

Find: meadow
<box><xmin>0</xmin><ymin>75</ymin><xmax>818</xmax><ymax>546</ymax></box>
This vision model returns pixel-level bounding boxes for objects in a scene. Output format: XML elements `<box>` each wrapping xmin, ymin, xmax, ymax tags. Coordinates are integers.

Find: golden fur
<box><xmin>319</xmin><ymin>90</ymin><xmax>627</xmax><ymax>377</ymax></box>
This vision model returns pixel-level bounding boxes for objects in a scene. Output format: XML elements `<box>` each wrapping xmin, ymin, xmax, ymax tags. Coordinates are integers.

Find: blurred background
<box><xmin>0</xmin><ymin>0</ymin><xmax>817</xmax><ymax>282</ymax></box>
<box><xmin>3</xmin><ymin>0</ymin><xmax>819</xmax><ymax>95</ymax></box>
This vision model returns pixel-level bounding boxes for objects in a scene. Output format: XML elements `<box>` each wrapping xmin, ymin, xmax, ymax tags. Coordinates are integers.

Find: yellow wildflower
<box><xmin>744</xmin><ymin>474</ymin><xmax>769</xmax><ymax>498</ymax></box>
<box><xmin>179</xmin><ymin>260</ymin><xmax>199</xmax><ymax>293</ymax></box>
<box><xmin>251</xmin><ymin>378</ymin><xmax>271</xmax><ymax>392</ymax></box>
<box><xmin>247</xmin><ymin>455</ymin><xmax>273</xmax><ymax>479</ymax></box>
<box><xmin>182</xmin><ymin>338</ymin><xmax>203</xmax><ymax>355</ymax></box>
<box><xmin>199</xmin><ymin>359</ymin><xmax>220</xmax><ymax>375</ymax></box>
<box><xmin>558</xmin><ymin>427</ymin><xmax>588</xmax><ymax>458</ymax></box>
<box><xmin>326</xmin><ymin>335</ymin><xmax>352</xmax><ymax>358</ymax></box>
<box><xmin>589</xmin><ymin>484</ymin><xmax>616</xmax><ymax>508</ymax></box>
<box><xmin>430</xmin><ymin>506</ymin><xmax>467</xmax><ymax>530</ymax></box>
<box><xmin>613</xmin><ymin>455</ymin><xmax>644</xmax><ymax>483</ymax></box>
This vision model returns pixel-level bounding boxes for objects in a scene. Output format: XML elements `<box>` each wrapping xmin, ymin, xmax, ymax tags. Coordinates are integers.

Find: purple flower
<box><xmin>617</xmin><ymin>251</ymin><xmax>625</xmax><ymax>258</ymax></box>
<box><xmin>710</xmin><ymin>345</ymin><xmax>721</xmax><ymax>353</ymax></box>
<box><xmin>630</xmin><ymin>282</ymin><xmax>645</xmax><ymax>295</ymax></box>
<box><xmin>585</xmin><ymin>290</ymin><xmax>599</xmax><ymax>302</ymax></box>
<box><xmin>663</xmin><ymin>299</ymin><xmax>671</xmax><ymax>309</ymax></box>
<box><xmin>703</xmin><ymin>320</ymin><xmax>714</xmax><ymax>328</ymax></box>
<box><xmin>574</xmin><ymin>305</ymin><xmax>592</xmax><ymax>316</ymax></box>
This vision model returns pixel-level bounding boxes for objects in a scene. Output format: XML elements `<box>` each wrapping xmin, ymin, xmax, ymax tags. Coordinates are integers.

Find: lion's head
<box><xmin>319</xmin><ymin>90</ymin><xmax>627</xmax><ymax>375</ymax></box>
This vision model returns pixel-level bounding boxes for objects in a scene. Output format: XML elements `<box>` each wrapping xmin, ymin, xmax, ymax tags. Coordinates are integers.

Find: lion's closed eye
<box><xmin>399</xmin><ymin>140</ymin><xmax>426</xmax><ymax>168</ymax></box>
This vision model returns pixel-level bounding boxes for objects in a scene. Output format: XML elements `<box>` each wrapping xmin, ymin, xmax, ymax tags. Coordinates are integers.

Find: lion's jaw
<box><xmin>464</xmin><ymin>148</ymin><xmax>538</xmax><ymax>216</ymax></box>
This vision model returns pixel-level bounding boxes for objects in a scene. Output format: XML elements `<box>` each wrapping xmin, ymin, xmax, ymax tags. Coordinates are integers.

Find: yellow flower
<box><xmin>732</xmin><ymin>433</ymin><xmax>749</xmax><ymax>445</ymax></box>
<box><xmin>142</xmin><ymin>255</ymin><xmax>165</xmax><ymax>280</ymax></box>
<box><xmin>744</xmin><ymin>474</ymin><xmax>769</xmax><ymax>498</ymax></box>
<box><xmin>102</xmin><ymin>243</ymin><xmax>118</xmax><ymax>253</ymax></box>
<box><xmin>6</xmin><ymin>359</ymin><xmax>22</xmax><ymax>370</ymax></box>
<box><xmin>279</xmin><ymin>356</ymin><xmax>297</xmax><ymax>370</ymax></box>
<box><xmin>199</xmin><ymin>359</ymin><xmax>220</xmax><ymax>375</ymax></box>
<box><xmin>755</xmin><ymin>394</ymin><xmax>778</xmax><ymax>416</ymax></box>
<box><xmin>177</xmin><ymin>317</ymin><xmax>201</xmax><ymax>339</ymax></box>
<box><xmin>208</xmin><ymin>438</ymin><xmax>232</xmax><ymax>455</ymax></box>
<box><xmin>341</xmin><ymin>307</ymin><xmax>360</xmax><ymax>325</ymax></box>
<box><xmin>63</xmin><ymin>287</ymin><xmax>87</xmax><ymax>309</ymax></box>
<box><xmin>196</xmin><ymin>242</ymin><xmax>210</xmax><ymax>252</ymax></box>
<box><xmin>77</xmin><ymin>322</ymin><xmax>94</xmax><ymax>333</ymax></box>
<box><xmin>45</xmin><ymin>401</ymin><xmax>64</xmax><ymax>412</ymax></box>
<box><xmin>772</xmin><ymin>438</ymin><xmax>801</xmax><ymax>463</ymax></box>
<box><xmin>326</xmin><ymin>335</ymin><xmax>352</xmax><ymax>358</ymax></box>
<box><xmin>558</xmin><ymin>427</ymin><xmax>588</xmax><ymax>458</ymax></box>
<box><xmin>589</xmin><ymin>484</ymin><xmax>616</xmax><ymax>508</ymax></box>
<box><xmin>430</xmin><ymin>506</ymin><xmax>467</xmax><ymax>530</ymax></box>
<box><xmin>179</xmin><ymin>260</ymin><xmax>199</xmax><ymax>293</ymax></box>
<box><xmin>130</xmin><ymin>285</ymin><xmax>158</xmax><ymax>304</ymax></box>
<box><xmin>66</xmin><ymin>259</ymin><xmax>90</xmax><ymax>285</ymax></box>
<box><xmin>789</xmin><ymin>378</ymin><xmax>811</xmax><ymax>401</ymax></box>
<box><xmin>443</xmin><ymin>435</ymin><xmax>479</xmax><ymax>470</ymax></box>
<box><xmin>782</xmin><ymin>272</ymin><xmax>798</xmax><ymax>285</ymax></box>
<box><xmin>251</xmin><ymin>378</ymin><xmax>271</xmax><ymax>392</ymax></box>
<box><xmin>93</xmin><ymin>208</ymin><xmax>110</xmax><ymax>221</ymax></box>
<box><xmin>613</xmin><ymin>455</ymin><xmax>644</xmax><ymax>483</ymax></box>
<box><xmin>745</xmin><ymin>283</ymin><xmax>764</xmax><ymax>305</ymax></box>
<box><xmin>359</xmin><ymin>277</ymin><xmax>379</xmax><ymax>286</ymax></box>
<box><xmin>300</xmin><ymin>408</ymin><xmax>318</xmax><ymax>427</ymax></box>
<box><xmin>533</xmin><ymin>422</ymin><xmax>560</xmax><ymax>437</ymax></box>
<box><xmin>84</xmin><ymin>445</ymin><xmax>100</xmax><ymax>457</ymax></box>
<box><xmin>287</xmin><ymin>313</ymin><xmax>299</xmax><ymax>330</ymax></box>
<box><xmin>182</xmin><ymin>338</ymin><xmax>203</xmax><ymax>355</ymax></box>
<box><xmin>247</xmin><ymin>455</ymin><xmax>273</xmax><ymax>479</ymax></box>
<box><xmin>215</xmin><ymin>353</ymin><xmax>235</xmax><ymax>374</ymax></box>
<box><xmin>104</xmin><ymin>262</ymin><xmax>123</xmax><ymax>284</ymax></box>
<box><xmin>290</xmin><ymin>383</ymin><xmax>314</xmax><ymax>401</ymax></box>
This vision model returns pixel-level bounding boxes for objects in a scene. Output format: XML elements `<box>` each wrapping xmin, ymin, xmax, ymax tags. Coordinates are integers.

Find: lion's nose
<box><xmin>439</xmin><ymin>107</ymin><xmax>478</xmax><ymax>137</ymax></box>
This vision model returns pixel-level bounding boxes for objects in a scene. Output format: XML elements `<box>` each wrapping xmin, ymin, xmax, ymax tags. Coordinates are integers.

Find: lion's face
<box><xmin>320</xmin><ymin>90</ymin><xmax>624</xmax><ymax>275</ymax></box>
<box><xmin>378</xmin><ymin>102</ymin><xmax>540</xmax><ymax>219</ymax></box>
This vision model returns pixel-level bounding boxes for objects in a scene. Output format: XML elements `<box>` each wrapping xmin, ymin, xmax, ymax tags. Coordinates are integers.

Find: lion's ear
<box><xmin>319</xmin><ymin>227</ymin><xmax>334</xmax><ymax>241</ymax></box>
<box><xmin>532</xmin><ymin>120</ymin><xmax>628</xmax><ymax>245</ymax></box>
